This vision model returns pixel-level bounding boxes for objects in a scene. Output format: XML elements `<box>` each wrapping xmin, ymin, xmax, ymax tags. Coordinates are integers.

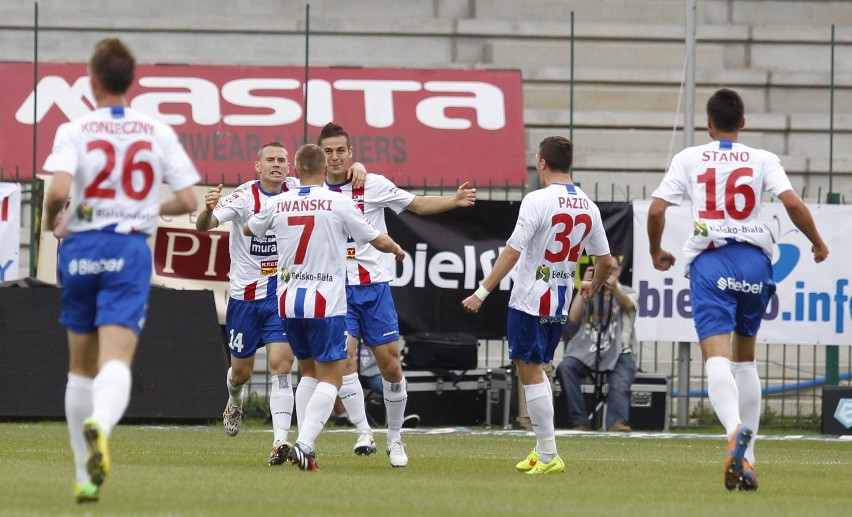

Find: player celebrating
<box><xmin>647</xmin><ymin>88</ymin><xmax>829</xmax><ymax>491</ymax></box>
<box><xmin>245</xmin><ymin>144</ymin><xmax>405</xmax><ymax>471</ymax></box>
<box><xmin>462</xmin><ymin>135</ymin><xmax>613</xmax><ymax>475</ymax></box>
<box><xmin>316</xmin><ymin>122</ymin><xmax>476</xmax><ymax>467</ymax></box>
<box><xmin>43</xmin><ymin>38</ymin><xmax>200</xmax><ymax>503</ymax></box>
<box><xmin>196</xmin><ymin>142</ymin><xmax>367</xmax><ymax>466</ymax></box>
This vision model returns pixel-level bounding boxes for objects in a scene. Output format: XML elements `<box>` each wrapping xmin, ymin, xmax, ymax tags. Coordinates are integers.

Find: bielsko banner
<box><xmin>632</xmin><ymin>199</ymin><xmax>852</xmax><ymax>345</ymax></box>
<box><xmin>1</xmin><ymin>63</ymin><xmax>526</xmax><ymax>187</ymax></box>
<box><xmin>0</xmin><ymin>183</ymin><xmax>21</xmax><ymax>282</ymax></box>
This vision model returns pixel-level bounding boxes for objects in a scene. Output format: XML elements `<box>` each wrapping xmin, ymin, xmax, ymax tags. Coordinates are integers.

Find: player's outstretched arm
<box><xmin>405</xmin><ymin>181</ymin><xmax>477</xmax><ymax>215</ymax></box>
<box><xmin>195</xmin><ymin>184</ymin><xmax>223</xmax><ymax>230</ymax></box>
<box><xmin>44</xmin><ymin>171</ymin><xmax>72</xmax><ymax>237</ymax></box>
<box><xmin>579</xmin><ymin>254</ymin><xmax>613</xmax><ymax>299</ymax></box>
<box><xmin>369</xmin><ymin>233</ymin><xmax>406</xmax><ymax>261</ymax></box>
<box><xmin>778</xmin><ymin>190</ymin><xmax>829</xmax><ymax>263</ymax></box>
<box><xmin>462</xmin><ymin>245</ymin><xmax>520</xmax><ymax>314</ymax></box>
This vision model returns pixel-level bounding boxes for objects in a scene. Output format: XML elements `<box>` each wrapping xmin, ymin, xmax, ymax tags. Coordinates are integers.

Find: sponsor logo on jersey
<box><xmin>260</xmin><ymin>259</ymin><xmax>277</xmax><ymax>277</ymax></box>
<box><xmin>280</xmin><ymin>267</ymin><xmax>291</xmax><ymax>284</ymax></box>
<box><xmin>250</xmin><ymin>234</ymin><xmax>276</xmax><ymax>256</ymax></box>
<box><xmin>693</xmin><ymin>220</ymin><xmax>708</xmax><ymax>237</ymax></box>
<box><xmin>716</xmin><ymin>276</ymin><xmax>764</xmax><ymax>294</ymax></box>
<box><xmin>76</xmin><ymin>203</ymin><xmax>94</xmax><ymax>222</ymax></box>
<box><xmin>536</xmin><ymin>264</ymin><xmax>551</xmax><ymax>283</ymax></box>
<box><xmin>67</xmin><ymin>257</ymin><xmax>125</xmax><ymax>276</ymax></box>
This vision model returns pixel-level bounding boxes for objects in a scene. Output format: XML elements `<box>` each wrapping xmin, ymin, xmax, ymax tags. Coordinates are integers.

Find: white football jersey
<box><xmin>43</xmin><ymin>106</ymin><xmax>199</xmax><ymax>235</ymax></box>
<box><xmin>248</xmin><ymin>185</ymin><xmax>381</xmax><ymax>318</ymax></box>
<box><xmin>325</xmin><ymin>173</ymin><xmax>414</xmax><ymax>285</ymax></box>
<box><xmin>506</xmin><ymin>183</ymin><xmax>610</xmax><ymax>318</ymax></box>
<box><xmin>652</xmin><ymin>139</ymin><xmax>793</xmax><ymax>268</ymax></box>
<box><xmin>212</xmin><ymin>178</ymin><xmax>297</xmax><ymax>301</ymax></box>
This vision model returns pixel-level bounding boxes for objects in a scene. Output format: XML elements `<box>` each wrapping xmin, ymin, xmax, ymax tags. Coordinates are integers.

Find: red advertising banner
<box><xmin>0</xmin><ymin>63</ymin><xmax>526</xmax><ymax>187</ymax></box>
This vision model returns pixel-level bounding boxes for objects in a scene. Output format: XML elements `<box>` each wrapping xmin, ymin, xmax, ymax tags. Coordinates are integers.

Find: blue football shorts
<box><xmin>344</xmin><ymin>282</ymin><xmax>400</xmax><ymax>346</ymax></box>
<box><xmin>225</xmin><ymin>296</ymin><xmax>287</xmax><ymax>359</ymax></box>
<box><xmin>57</xmin><ymin>231</ymin><xmax>151</xmax><ymax>335</ymax></box>
<box><xmin>284</xmin><ymin>316</ymin><xmax>347</xmax><ymax>362</ymax></box>
<box><xmin>506</xmin><ymin>307</ymin><xmax>565</xmax><ymax>364</ymax></box>
<box><xmin>690</xmin><ymin>242</ymin><xmax>776</xmax><ymax>341</ymax></box>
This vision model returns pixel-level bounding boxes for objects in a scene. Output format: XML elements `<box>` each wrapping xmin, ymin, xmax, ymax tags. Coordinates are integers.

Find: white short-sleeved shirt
<box><xmin>325</xmin><ymin>173</ymin><xmax>415</xmax><ymax>285</ymax></box>
<box><xmin>212</xmin><ymin>178</ymin><xmax>297</xmax><ymax>301</ymax></box>
<box><xmin>43</xmin><ymin>106</ymin><xmax>200</xmax><ymax>235</ymax></box>
<box><xmin>248</xmin><ymin>185</ymin><xmax>381</xmax><ymax>318</ymax></box>
<box><xmin>652</xmin><ymin>139</ymin><xmax>793</xmax><ymax>269</ymax></box>
<box><xmin>506</xmin><ymin>183</ymin><xmax>610</xmax><ymax>317</ymax></box>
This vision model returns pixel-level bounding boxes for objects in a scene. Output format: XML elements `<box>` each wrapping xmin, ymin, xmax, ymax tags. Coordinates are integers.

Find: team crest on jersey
<box><xmin>693</xmin><ymin>221</ymin><xmax>709</xmax><ymax>237</ymax></box>
<box><xmin>279</xmin><ymin>267</ymin><xmax>291</xmax><ymax>284</ymax></box>
<box><xmin>536</xmin><ymin>264</ymin><xmax>551</xmax><ymax>282</ymax></box>
<box><xmin>260</xmin><ymin>259</ymin><xmax>277</xmax><ymax>277</ymax></box>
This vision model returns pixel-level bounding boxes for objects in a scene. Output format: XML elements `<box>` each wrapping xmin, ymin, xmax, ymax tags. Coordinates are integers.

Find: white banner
<box><xmin>632</xmin><ymin>199</ymin><xmax>852</xmax><ymax>345</ymax></box>
<box><xmin>0</xmin><ymin>183</ymin><xmax>21</xmax><ymax>282</ymax></box>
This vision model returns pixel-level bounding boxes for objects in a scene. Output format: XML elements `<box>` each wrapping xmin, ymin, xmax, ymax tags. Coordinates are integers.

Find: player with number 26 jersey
<box><xmin>652</xmin><ymin>140</ymin><xmax>792</xmax><ymax>272</ymax></box>
<box><xmin>507</xmin><ymin>183</ymin><xmax>609</xmax><ymax>318</ymax></box>
<box><xmin>44</xmin><ymin>106</ymin><xmax>200</xmax><ymax>235</ymax></box>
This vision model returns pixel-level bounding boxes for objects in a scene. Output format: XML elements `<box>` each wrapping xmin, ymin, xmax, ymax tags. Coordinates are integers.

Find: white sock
<box><xmin>732</xmin><ymin>360</ymin><xmax>761</xmax><ymax>465</ymax></box>
<box><xmin>295</xmin><ymin>381</ymin><xmax>337</xmax><ymax>452</ymax></box>
<box><xmin>65</xmin><ymin>373</ymin><xmax>93</xmax><ymax>484</ymax></box>
<box><xmin>525</xmin><ymin>381</ymin><xmax>557</xmax><ymax>462</ymax></box>
<box><xmin>226</xmin><ymin>367</ymin><xmax>244</xmax><ymax>405</ymax></box>
<box><xmin>90</xmin><ymin>360</ymin><xmax>131</xmax><ymax>436</ymax></box>
<box><xmin>295</xmin><ymin>376</ymin><xmax>318</xmax><ymax>433</ymax></box>
<box><xmin>383</xmin><ymin>377</ymin><xmax>408</xmax><ymax>443</ymax></box>
<box><xmin>270</xmin><ymin>374</ymin><xmax>294</xmax><ymax>445</ymax></box>
<box><xmin>705</xmin><ymin>356</ymin><xmax>741</xmax><ymax>436</ymax></box>
<box><xmin>339</xmin><ymin>373</ymin><xmax>372</xmax><ymax>434</ymax></box>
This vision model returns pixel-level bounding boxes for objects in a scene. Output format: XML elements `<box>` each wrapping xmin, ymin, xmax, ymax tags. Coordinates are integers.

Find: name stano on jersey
<box><xmin>43</xmin><ymin>106</ymin><xmax>200</xmax><ymax>235</ymax></box>
<box><xmin>507</xmin><ymin>183</ymin><xmax>610</xmax><ymax>318</ymax></box>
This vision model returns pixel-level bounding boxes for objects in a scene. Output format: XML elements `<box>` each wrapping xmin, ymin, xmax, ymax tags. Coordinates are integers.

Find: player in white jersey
<box><xmin>463</xmin><ymin>136</ymin><xmax>613</xmax><ymax>475</ymax></box>
<box><xmin>196</xmin><ymin>142</ymin><xmax>366</xmax><ymax>465</ymax></box>
<box><xmin>318</xmin><ymin>122</ymin><xmax>477</xmax><ymax>467</ymax></box>
<box><xmin>42</xmin><ymin>38</ymin><xmax>200</xmax><ymax>503</ymax></box>
<box><xmin>246</xmin><ymin>144</ymin><xmax>405</xmax><ymax>471</ymax></box>
<box><xmin>648</xmin><ymin>88</ymin><xmax>829</xmax><ymax>491</ymax></box>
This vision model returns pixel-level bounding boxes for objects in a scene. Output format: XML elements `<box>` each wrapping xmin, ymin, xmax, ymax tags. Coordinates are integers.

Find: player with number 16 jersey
<box><xmin>651</xmin><ymin>139</ymin><xmax>792</xmax><ymax>273</ymax></box>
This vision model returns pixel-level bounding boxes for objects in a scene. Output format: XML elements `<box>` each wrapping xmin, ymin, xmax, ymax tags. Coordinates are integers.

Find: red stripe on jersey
<box><xmin>279</xmin><ymin>290</ymin><xmax>287</xmax><ymax>318</ymax></box>
<box><xmin>315</xmin><ymin>291</ymin><xmax>326</xmax><ymax>318</ymax></box>
<box><xmin>251</xmin><ymin>182</ymin><xmax>262</xmax><ymax>214</ymax></box>
<box><xmin>539</xmin><ymin>289</ymin><xmax>551</xmax><ymax>316</ymax></box>
<box><xmin>352</xmin><ymin>185</ymin><xmax>365</xmax><ymax>213</ymax></box>
<box><xmin>358</xmin><ymin>264</ymin><xmax>372</xmax><ymax>284</ymax></box>
<box><xmin>244</xmin><ymin>281</ymin><xmax>257</xmax><ymax>301</ymax></box>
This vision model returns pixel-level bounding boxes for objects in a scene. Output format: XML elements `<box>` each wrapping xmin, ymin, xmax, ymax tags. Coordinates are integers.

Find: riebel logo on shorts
<box><xmin>67</xmin><ymin>258</ymin><xmax>125</xmax><ymax>276</ymax></box>
<box><xmin>716</xmin><ymin>277</ymin><xmax>764</xmax><ymax>294</ymax></box>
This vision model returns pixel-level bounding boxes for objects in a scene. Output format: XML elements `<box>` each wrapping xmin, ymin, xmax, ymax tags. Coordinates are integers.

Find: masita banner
<box><xmin>2</xmin><ymin>63</ymin><xmax>525</xmax><ymax>187</ymax></box>
<box><xmin>0</xmin><ymin>183</ymin><xmax>21</xmax><ymax>282</ymax></box>
<box><xmin>632</xmin><ymin>199</ymin><xmax>852</xmax><ymax>345</ymax></box>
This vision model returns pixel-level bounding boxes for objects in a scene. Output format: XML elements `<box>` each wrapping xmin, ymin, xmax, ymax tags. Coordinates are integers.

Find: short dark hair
<box><xmin>537</xmin><ymin>136</ymin><xmax>573</xmax><ymax>172</ymax></box>
<box><xmin>257</xmin><ymin>141</ymin><xmax>287</xmax><ymax>161</ymax></box>
<box><xmin>89</xmin><ymin>38</ymin><xmax>135</xmax><ymax>95</ymax></box>
<box><xmin>318</xmin><ymin>122</ymin><xmax>351</xmax><ymax>148</ymax></box>
<box><xmin>295</xmin><ymin>144</ymin><xmax>327</xmax><ymax>175</ymax></box>
<box><xmin>706</xmin><ymin>88</ymin><xmax>744</xmax><ymax>132</ymax></box>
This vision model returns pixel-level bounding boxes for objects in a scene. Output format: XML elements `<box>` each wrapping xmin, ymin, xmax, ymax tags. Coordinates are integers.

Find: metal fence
<box><xmin>7</xmin><ymin>176</ymin><xmax>851</xmax><ymax>429</ymax></box>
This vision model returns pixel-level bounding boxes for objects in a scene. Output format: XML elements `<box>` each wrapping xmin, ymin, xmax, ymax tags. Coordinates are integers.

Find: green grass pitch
<box><xmin>0</xmin><ymin>421</ymin><xmax>849</xmax><ymax>516</ymax></box>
